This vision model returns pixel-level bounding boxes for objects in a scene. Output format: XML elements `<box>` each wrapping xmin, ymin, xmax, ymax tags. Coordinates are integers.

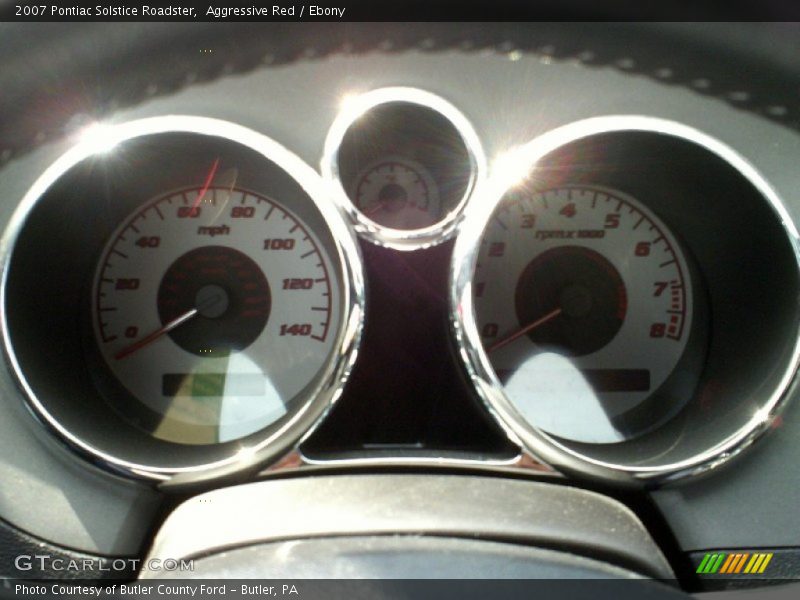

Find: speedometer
<box><xmin>473</xmin><ymin>185</ymin><xmax>698</xmax><ymax>443</ymax></box>
<box><xmin>0</xmin><ymin>116</ymin><xmax>365</xmax><ymax>482</ymax></box>
<box><xmin>93</xmin><ymin>183</ymin><xmax>338</xmax><ymax>445</ymax></box>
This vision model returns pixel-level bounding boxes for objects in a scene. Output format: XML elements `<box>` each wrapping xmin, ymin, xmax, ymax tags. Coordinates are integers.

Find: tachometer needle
<box><xmin>114</xmin><ymin>308</ymin><xmax>199</xmax><ymax>361</ymax></box>
<box><xmin>486</xmin><ymin>307</ymin><xmax>563</xmax><ymax>354</ymax></box>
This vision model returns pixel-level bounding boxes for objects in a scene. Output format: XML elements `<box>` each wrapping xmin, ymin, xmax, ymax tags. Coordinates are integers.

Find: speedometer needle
<box><xmin>114</xmin><ymin>308</ymin><xmax>199</xmax><ymax>361</ymax></box>
<box><xmin>486</xmin><ymin>307</ymin><xmax>563</xmax><ymax>354</ymax></box>
<box><xmin>191</xmin><ymin>157</ymin><xmax>220</xmax><ymax>211</ymax></box>
<box><xmin>114</xmin><ymin>292</ymin><xmax>225</xmax><ymax>360</ymax></box>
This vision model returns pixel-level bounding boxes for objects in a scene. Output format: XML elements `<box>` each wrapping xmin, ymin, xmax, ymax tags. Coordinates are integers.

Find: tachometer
<box><xmin>450</xmin><ymin>116</ymin><xmax>800</xmax><ymax>484</ymax></box>
<box><xmin>473</xmin><ymin>185</ymin><xmax>696</xmax><ymax>443</ymax></box>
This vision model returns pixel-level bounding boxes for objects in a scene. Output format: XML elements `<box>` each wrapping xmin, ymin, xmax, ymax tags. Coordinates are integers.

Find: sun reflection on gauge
<box><xmin>352</xmin><ymin>157</ymin><xmax>441</xmax><ymax>230</ymax></box>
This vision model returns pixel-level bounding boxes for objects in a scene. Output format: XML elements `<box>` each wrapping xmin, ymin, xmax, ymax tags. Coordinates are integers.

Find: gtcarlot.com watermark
<box><xmin>14</xmin><ymin>554</ymin><xmax>194</xmax><ymax>573</ymax></box>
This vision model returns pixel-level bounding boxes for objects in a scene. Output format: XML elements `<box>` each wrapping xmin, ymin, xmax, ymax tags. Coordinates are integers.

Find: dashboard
<box><xmin>1</xmin><ymin>21</ymin><xmax>800</xmax><ymax>593</ymax></box>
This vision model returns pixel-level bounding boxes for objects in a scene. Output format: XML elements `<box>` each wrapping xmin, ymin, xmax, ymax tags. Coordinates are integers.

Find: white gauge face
<box><xmin>92</xmin><ymin>187</ymin><xmax>340</xmax><ymax>445</ymax></box>
<box><xmin>474</xmin><ymin>185</ymin><xmax>693</xmax><ymax>443</ymax></box>
<box><xmin>352</xmin><ymin>156</ymin><xmax>441</xmax><ymax>230</ymax></box>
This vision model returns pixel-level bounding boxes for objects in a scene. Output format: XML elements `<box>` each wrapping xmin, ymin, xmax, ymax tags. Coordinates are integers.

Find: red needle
<box><xmin>363</xmin><ymin>200</ymin><xmax>386</xmax><ymax>216</ymax></box>
<box><xmin>486</xmin><ymin>307</ymin><xmax>563</xmax><ymax>354</ymax></box>
<box><xmin>114</xmin><ymin>308</ymin><xmax>199</xmax><ymax>361</ymax></box>
<box><xmin>363</xmin><ymin>196</ymin><xmax>404</xmax><ymax>217</ymax></box>
<box><xmin>191</xmin><ymin>158</ymin><xmax>220</xmax><ymax>211</ymax></box>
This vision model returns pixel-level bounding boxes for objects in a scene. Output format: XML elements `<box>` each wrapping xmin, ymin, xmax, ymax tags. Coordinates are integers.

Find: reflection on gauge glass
<box><xmin>352</xmin><ymin>156</ymin><xmax>441</xmax><ymax>230</ymax></box>
<box><xmin>93</xmin><ymin>185</ymin><xmax>339</xmax><ymax>445</ymax></box>
<box><xmin>474</xmin><ymin>185</ymin><xmax>698</xmax><ymax>443</ymax></box>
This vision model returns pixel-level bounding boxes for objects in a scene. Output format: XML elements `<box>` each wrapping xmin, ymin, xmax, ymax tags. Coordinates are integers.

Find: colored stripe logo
<box><xmin>696</xmin><ymin>552</ymin><xmax>773</xmax><ymax>574</ymax></box>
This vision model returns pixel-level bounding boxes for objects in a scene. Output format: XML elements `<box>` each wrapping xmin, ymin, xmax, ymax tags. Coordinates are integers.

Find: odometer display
<box><xmin>93</xmin><ymin>186</ymin><xmax>339</xmax><ymax>445</ymax></box>
<box><xmin>474</xmin><ymin>185</ymin><xmax>694</xmax><ymax>443</ymax></box>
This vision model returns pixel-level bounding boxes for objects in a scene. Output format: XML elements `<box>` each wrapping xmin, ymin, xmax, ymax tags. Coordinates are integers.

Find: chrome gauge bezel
<box><xmin>450</xmin><ymin>115</ymin><xmax>800</xmax><ymax>485</ymax></box>
<box><xmin>322</xmin><ymin>87</ymin><xmax>487</xmax><ymax>251</ymax></box>
<box><xmin>0</xmin><ymin>116</ymin><xmax>365</xmax><ymax>485</ymax></box>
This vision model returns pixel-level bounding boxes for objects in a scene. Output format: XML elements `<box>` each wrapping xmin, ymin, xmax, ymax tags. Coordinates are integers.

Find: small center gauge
<box><xmin>352</xmin><ymin>156</ymin><xmax>441</xmax><ymax>230</ymax></box>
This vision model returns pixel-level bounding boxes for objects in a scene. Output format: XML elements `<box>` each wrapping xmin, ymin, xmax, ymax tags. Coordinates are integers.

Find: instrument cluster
<box><xmin>1</xmin><ymin>89</ymin><xmax>798</xmax><ymax>489</ymax></box>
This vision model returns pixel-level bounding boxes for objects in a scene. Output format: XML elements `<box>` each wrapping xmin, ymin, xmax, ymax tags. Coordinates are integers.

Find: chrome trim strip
<box><xmin>0</xmin><ymin>116</ymin><xmax>366</xmax><ymax>484</ymax></box>
<box><xmin>295</xmin><ymin>450</ymin><xmax>552</xmax><ymax>472</ymax></box>
<box><xmin>321</xmin><ymin>87</ymin><xmax>487</xmax><ymax>251</ymax></box>
<box><xmin>450</xmin><ymin>115</ymin><xmax>800</xmax><ymax>485</ymax></box>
